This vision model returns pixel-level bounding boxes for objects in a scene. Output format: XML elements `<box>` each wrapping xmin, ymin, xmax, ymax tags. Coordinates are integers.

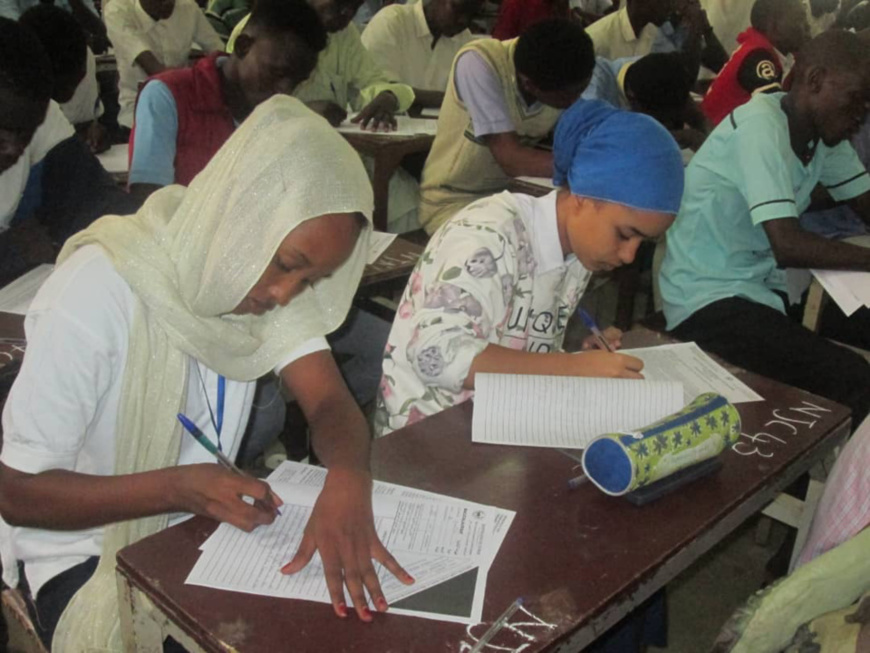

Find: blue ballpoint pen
<box><xmin>177</xmin><ymin>413</ymin><xmax>282</xmax><ymax>515</ymax></box>
<box><xmin>576</xmin><ymin>307</ymin><xmax>615</xmax><ymax>353</ymax></box>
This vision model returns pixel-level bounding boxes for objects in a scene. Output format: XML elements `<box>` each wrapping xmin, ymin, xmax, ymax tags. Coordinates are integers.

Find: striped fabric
<box><xmin>797</xmin><ymin>416</ymin><xmax>870</xmax><ymax>567</ymax></box>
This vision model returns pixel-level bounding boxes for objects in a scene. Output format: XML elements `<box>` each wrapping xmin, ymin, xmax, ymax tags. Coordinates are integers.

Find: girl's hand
<box><xmin>280</xmin><ymin>467</ymin><xmax>413</xmax><ymax>622</ymax></box>
<box><xmin>580</xmin><ymin>326</ymin><xmax>624</xmax><ymax>351</ymax></box>
<box><xmin>572</xmin><ymin>350</ymin><xmax>644</xmax><ymax>379</ymax></box>
<box><xmin>169</xmin><ymin>464</ymin><xmax>281</xmax><ymax>532</ymax></box>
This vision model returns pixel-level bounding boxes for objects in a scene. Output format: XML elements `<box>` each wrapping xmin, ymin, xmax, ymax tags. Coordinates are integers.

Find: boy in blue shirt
<box><xmin>660</xmin><ymin>30</ymin><xmax>870</xmax><ymax>423</ymax></box>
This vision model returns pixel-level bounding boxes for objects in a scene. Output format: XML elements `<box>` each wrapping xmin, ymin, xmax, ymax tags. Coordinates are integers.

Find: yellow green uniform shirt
<box><xmin>227</xmin><ymin>15</ymin><xmax>414</xmax><ymax>112</ymax></box>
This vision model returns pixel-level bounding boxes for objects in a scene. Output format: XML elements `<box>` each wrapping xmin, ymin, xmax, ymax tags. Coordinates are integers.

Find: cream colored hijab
<box><xmin>52</xmin><ymin>96</ymin><xmax>373</xmax><ymax>652</ymax></box>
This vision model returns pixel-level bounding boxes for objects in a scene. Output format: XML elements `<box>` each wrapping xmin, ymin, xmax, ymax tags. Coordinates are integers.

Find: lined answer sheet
<box><xmin>472</xmin><ymin>375</ymin><xmax>683</xmax><ymax>448</ymax></box>
<box><xmin>187</xmin><ymin>462</ymin><xmax>515</xmax><ymax>624</ymax></box>
<box><xmin>337</xmin><ymin>115</ymin><xmax>438</xmax><ymax>136</ymax></box>
<box><xmin>620</xmin><ymin>342</ymin><xmax>763</xmax><ymax>404</ymax></box>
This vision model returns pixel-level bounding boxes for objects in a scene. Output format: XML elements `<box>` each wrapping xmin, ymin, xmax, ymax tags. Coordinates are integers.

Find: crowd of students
<box><xmin>0</xmin><ymin>0</ymin><xmax>868</xmax><ymax>649</ymax></box>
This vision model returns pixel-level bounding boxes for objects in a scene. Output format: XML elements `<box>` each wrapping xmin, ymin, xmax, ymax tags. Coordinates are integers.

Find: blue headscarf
<box><xmin>553</xmin><ymin>99</ymin><xmax>685</xmax><ymax>214</ymax></box>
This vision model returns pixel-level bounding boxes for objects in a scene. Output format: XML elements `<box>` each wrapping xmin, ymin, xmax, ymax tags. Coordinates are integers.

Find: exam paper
<box><xmin>96</xmin><ymin>143</ymin><xmax>129</xmax><ymax>174</ymax></box>
<box><xmin>338</xmin><ymin>114</ymin><xmax>438</xmax><ymax>136</ymax></box>
<box><xmin>472</xmin><ymin>374</ymin><xmax>683</xmax><ymax>449</ymax></box>
<box><xmin>188</xmin><ymin>462</ymin><xmax>515</xmax><ymax>624</ymax></box>
<box><xmin>811</xmin><ymin>269</ymin><xmax>870</xmax><ymax>317</ymax></box>
<box><xmin>367</xmin><ymin>231</ymin><xmax>398</xmax><ymax>264</ymax></box>
<box><xmin>620</xmin><ymin>342</ymin><xmax>763</xmax><ymax>404</ymax></box>
<box><xmin>0</xmin><ymin>265</ymin><xmax>53</xmax><ymax>315</ymax></box>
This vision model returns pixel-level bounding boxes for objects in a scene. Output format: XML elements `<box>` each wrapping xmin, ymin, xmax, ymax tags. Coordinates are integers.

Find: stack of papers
<box><xmin>0</xmin><ymin>265</ymin><xmax>53</xmax><ymax>315</ymax></box>
<box><xmin>810</xmin><ymin>269</ymin><xmax>870</xmax><ymax>317</ymax></box>
<box><xmin>472</xmin><ymin>342</ymin><xmax>761</xmax><ymax>450</ymax></box>
<box><xmin>366</xmin><ymin>231</ymin><xmax>398</xmax><ymax>265</ymax></box>
<box><xmin>96</xmin><ymin>143</ymin><xmax>129</xmax><ymax>174</ymax></box>
<box><xmin>186</xmin><ymin>461</ymin><xmax>515</xmax><ymax>624</ymax></box>
<box><xmin>338</xmin><ymin>115</ymin><xmax>438</xmax><ymax>137</ymax></box>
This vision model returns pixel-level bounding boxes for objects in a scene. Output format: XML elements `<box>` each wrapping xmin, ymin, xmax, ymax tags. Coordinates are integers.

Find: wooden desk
<box><xmin>0</xmin><ymin>312</ymin><xmax>25</xmax><ymax>373</ymax></box>
<box><xmin>359</xmin><ymin>236</ymin><xmax>424</xmax><ymax>299</ymax></box>
<box><xmin>341</xmin><ymin>131</ymin><xmax>434</xmax><ymax>232</ymax></box>
<box><xmin>115</xmin><ymin>329</ymin><xmax>851</xmax><ymax>652</ymax></box>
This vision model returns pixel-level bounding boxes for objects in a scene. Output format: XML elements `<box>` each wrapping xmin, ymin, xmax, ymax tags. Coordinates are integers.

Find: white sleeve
<box><xmin>29</xmin><ymin>102</ymin><xmax>75</xmax><ymax>164</ymax></box>
<box><xmin>273</xmin><ymin>337</ymin><xmax>330</xmax><ymax>374</ymax></box>
<box><xmin>0</xmin><ymin>253</ymin><xmax>129</xmax><ymax>473</ymax></box>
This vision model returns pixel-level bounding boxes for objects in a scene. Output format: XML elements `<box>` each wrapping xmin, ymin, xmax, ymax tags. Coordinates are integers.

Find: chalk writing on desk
<box><xmin>461</xmin><ymin>604</ymin><xmax>557</xmax><ymax>653</ymax></box>
<box><xmin>365</xmin><ymin>251</ymin><xmax>421</xmax><ymax>274</ymax></box>
<box><xmin>734</xmin><ymin>400</ymin><xmax>832</xmax><ymax>458</ymax></box>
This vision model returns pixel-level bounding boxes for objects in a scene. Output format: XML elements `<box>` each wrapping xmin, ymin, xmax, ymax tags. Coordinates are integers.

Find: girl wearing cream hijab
<box><xmin>0</xmin><ymin>95</ymin><xmax>412</xmax><ymax>652</ymax></box>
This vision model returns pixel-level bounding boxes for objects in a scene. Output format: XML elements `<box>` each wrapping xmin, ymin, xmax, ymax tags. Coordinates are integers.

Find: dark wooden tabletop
<box><xmin>116</xmin><ymin>330</ymin><xmax>851</xmax><ymax>652</ymax></box>
<box><xmin>0</xmin><ymin>312</ymin><xmax>26</xmax><ymax>373</ymax></box>
<box><xmin>360</xmin><ymin>236</ymin><xmax>424</xmax><ymax>294</ymax></box>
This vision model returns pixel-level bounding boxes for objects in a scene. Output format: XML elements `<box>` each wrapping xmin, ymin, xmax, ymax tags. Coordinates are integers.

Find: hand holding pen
<box><xmin>576</xmin><ymin>307</ymin><xmax>622</xmax><ymax>352</ymax></box>
<box><xmin>177</xmin><ymin>414</ymin><xmax>283</xmax><ymax>522</ymax></box>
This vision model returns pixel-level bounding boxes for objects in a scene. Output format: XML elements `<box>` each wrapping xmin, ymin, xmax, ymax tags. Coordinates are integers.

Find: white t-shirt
<box><xmin>59</xmin><ymin>48</ymin><xmax>103</xmax><ymax>126</ymax></box>
<box><xmin>585</xmin><ymin>6</ymin><xmax>677</xmax><ymax>59</ymax></box>
<box><xmin>0</xmin><ymin>102</ymin><xmax>74</xmax><ymax>231</ymax></box>
<box><xmin>0</xmin><ymin>246</ymin><xmax>325</xmax><ymax>595</ymax></box>
<box><xmin>105</xmin><ymin>0</ymin><xmax>224</xmax><ymax>127</ymax></box>
<box><xmin>360</xmin><ymin>2</ymin><xmax>481</xmax><ymax>93</ymax></box>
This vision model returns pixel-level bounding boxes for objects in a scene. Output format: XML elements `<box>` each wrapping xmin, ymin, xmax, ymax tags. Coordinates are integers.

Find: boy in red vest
<box><xmin>701</xmin><ymin>0</ymin><xmax>810</xmax><ymax>126</ymax></box>
<box><xmin>127</xmin><ymin>0</ymin><xmax>327</xmax><ymax>200</ymax></box>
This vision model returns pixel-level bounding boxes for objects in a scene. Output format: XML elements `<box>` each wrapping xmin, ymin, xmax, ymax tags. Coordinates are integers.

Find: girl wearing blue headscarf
<box><xmin>374</xmin><ymin>100</ymin><xmax>685</xmax><ymax>437</ymax></box>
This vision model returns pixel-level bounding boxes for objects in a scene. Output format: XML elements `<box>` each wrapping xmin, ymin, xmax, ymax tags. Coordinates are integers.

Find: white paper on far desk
<box><xmin>811</xmin><ymin>269</ymin><xmax>870</xmax><ymax>317</ymax></box>
<box><xmin>96</xmin><ymin>143</ymin><xmax>129</xmax><ymax>174</ymax></box>
<box><xmin>189</xmin><ymin>462</ymin><xmax>515</xmax><ymax>624</ymax></box>
<box><xmin>367</xmin><ymin>231</ymin><xmax>398</xmax><ymax>264</ymax></box>
<box><xmin>0</xmin><ymin>264</ymin><xmax>53</xmax><ymax>315</ymax></box>
<box><xmin>337</xmin><ymin>114</ymin><xmax>438</xmax><ymax>136</ymax></box>
<box><xmin>620</xmin><ymin>342</ymin><xmax>763</xmax><ymax>404</ymax></box>
<box><xmin>515</xmin><ymin>176</ymin><xmax>556</xmax><ymax>190</ymax></box>
<box><xmin>472</xmin><ymin>374</ymin><xmax>683</xmax><ymax>449</ymax></box>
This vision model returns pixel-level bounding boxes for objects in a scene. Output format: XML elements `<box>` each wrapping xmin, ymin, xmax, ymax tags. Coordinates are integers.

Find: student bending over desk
<box><xmin>0</xmin><ymin>97</ymin><xmax>412</xmax><ymax>651</ymax></box>
<box><xmin>105</xmin><ymin>0</ymin><xmax>225</xmax><ymax>130</ymax></box>
<box><xmin>660</xmin><ymin>30</ymin><xmax>870</xmax><ymax>426</ymax></box>
<box><xmin>127</xmin><ymin>0</ymin><xmax>327</xmax><ymax>199</ymax></box>
<box><xmin>0</xmin><ymin>19</ymin><xmax>140</xmax><ymax>286</ymax></box>
<box><xmin>418</xmin><ymin>18</ymin><xmax>595</xmax><ymax>235</ymax></box>
<box><xmin>581</xmin><ymin>51</ymin><xmax>709</xmax><ymax>150</ymax></box>
<box><xmin>376</xmin><ymin>100</ymin><xmax>685</xmax><ymax>436</ymax></box>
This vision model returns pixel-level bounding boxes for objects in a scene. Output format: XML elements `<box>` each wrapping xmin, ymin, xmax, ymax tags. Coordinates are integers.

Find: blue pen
<box><xmin>177</xmin><ymin>413</ymin><xmax>282</xmax><ymax>515</ymax></box>
<box><xmin>576</xmin><ymin>307</ymin><xmax>615</xmax><ymax>353</ymax></box>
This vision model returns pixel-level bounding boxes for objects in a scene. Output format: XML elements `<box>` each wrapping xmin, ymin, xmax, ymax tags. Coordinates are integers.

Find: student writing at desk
<box><xmin>581</xmin><ymin>51</ymin><xmax>709</xmax><ymax>150</ymax></box>
<box><xmin>229</xmin><ymin>0</ymin><xmax>421</xmax><ymax>233</ymax></box>
<box><xmin>0</xmin><ymin>97</ymin><xmax>413</xmax><ymax>651</ymax></box>
<box><xmin>360</xmin><ymin>0</ymin><xmax>483</xmax><ymax>111</ymax></box>
<box><xmin>0</xmin><ymin>19</ymin><xmax>139</xmax><ymax>286</ymax></box>
<box><xmin>376</xmin><ymin>100</ymin><xmax>685</xmax><ymax>436</ymax></box>
<box><xmin>127</xmin><ymin>0</ymin><xmax>327</xmax><ymax>199</ymax></box>
<box><xmin>105</xmin><ymin>0</ymin><xmax>225</xmax><ymax>131</ymax></box>
<box><xmin>418</xmin><ymin>19</ymin><xmax>595</xmax><ymax>235</ymax></box>
<box><xmin>660</xmin><ymin>30</ymin><xmax>870</xmax><ymax>426</ymax></box>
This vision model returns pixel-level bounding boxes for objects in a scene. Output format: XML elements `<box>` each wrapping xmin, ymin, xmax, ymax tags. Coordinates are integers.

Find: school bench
<box><xmin>114</xmin><ymin>328</ymin><xmax>850</xmax><ymax>652</ymax></box>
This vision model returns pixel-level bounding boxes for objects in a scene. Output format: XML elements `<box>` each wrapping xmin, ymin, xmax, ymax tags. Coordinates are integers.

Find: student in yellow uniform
<box><xmin>418</xmin><ymin>18</ymin><xmax>595</xmax><ymax>235</ymax></box>
<box><xmin>360</xmin><ymin>0</ymin><xmax>484</xmax><ymax>110</ymax></box>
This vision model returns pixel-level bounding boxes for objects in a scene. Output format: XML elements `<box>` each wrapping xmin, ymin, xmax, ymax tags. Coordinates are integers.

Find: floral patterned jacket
<box><xmin>374</xmin><ymin>191</ymin><xmax>591</xmax><ymax>436</ymax></box>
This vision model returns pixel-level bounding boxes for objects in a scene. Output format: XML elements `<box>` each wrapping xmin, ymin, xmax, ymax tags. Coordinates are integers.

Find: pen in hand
<box><xmin>576</xmin><ymin>307</ymin><xmax>615</xmax><ymax>353</ymax></box>
<box><xmin>176</xmin><ymin>413</ymin><xmax>282</xmax><ymax>516</ymax></box>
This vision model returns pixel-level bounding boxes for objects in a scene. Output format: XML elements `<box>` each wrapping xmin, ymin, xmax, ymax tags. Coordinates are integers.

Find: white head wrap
<box><xmin>51</xmin><ymin>95</ymin><xmax>373</xmax><ymax>651</ymax></box>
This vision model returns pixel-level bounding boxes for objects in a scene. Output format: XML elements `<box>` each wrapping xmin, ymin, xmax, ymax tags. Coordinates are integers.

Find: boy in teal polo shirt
<box><xmin>660</xmin><ymin>29</ymin><xmax>870</xmax><ymax>424</ymax></box>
